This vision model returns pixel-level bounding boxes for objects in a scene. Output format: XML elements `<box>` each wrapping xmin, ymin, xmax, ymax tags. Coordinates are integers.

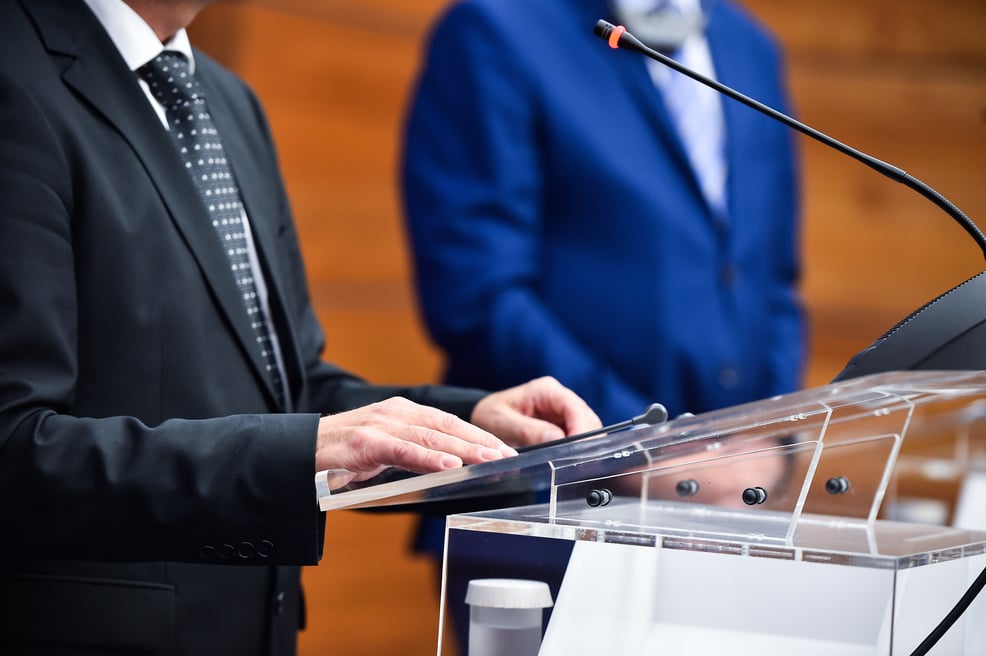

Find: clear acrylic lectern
<box><xmin>317</xmin><ymin>370</ymin><xmax>986</xmax><ymax>655</ymax></box>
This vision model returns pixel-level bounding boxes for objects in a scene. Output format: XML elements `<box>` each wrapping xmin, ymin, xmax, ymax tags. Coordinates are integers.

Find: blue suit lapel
<box><xmin>615</xmin><ymin>48</ymin><xmax>693</xmax><ymax>172</ymax></box>
<box><xmin>586</xmin><ymin>0</ymin><xmax>714</xmax><ymax>220</ymax></box>
<box><xmin>705</xmin><ymin>4</ymin><xmax>753</xmax><ymax>226</ymax></box>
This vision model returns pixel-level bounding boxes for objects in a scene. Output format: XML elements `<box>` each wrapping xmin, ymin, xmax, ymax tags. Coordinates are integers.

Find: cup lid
<box><xmin>465</xmin><ymin>578</ymin><xmax>554</xmax><ymax>609</ymax></box>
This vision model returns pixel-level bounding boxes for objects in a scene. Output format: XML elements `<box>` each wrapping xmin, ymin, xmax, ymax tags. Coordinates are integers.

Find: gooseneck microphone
<box><xmin>592</xmin><ymin>19</ymin><xmax>986</xmax><ymax>262</ymax></box>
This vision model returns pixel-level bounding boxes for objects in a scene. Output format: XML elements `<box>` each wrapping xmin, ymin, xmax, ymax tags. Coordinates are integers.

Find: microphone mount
<box><xmin>592</xmin><ymin>19</ymin><xmax>986</xmax><ymax>262</ymax></box>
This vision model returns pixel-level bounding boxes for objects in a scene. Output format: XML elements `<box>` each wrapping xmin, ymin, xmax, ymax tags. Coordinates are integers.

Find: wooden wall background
<box><xmin>188</xmin><ymin>1</ymin><xmax>986</xmax><ymax>653</ymax></box>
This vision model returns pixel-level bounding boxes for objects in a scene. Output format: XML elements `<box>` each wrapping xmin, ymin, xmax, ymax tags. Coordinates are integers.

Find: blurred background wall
<box><xmin>187</xmin><ymin>1</ymin><xmax>986</xmax><ymax>653</ymax></box>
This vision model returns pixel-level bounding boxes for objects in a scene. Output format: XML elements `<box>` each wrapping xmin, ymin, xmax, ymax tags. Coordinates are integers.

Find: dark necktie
<box><xmin>139</xmin><ymin>52</ymin><xmax>286</xmax><ymax>409</ymax></box>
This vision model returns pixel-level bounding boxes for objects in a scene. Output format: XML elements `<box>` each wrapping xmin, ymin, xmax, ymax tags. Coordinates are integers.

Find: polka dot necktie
<box><xmin>139</xmin><ymin>52</ymin><xmax>286</xmax><ymax>409</ymax></box>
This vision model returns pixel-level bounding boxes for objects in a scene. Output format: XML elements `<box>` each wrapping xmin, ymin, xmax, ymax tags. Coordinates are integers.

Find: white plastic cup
<box><xmin>465</xmin><ymin>578</ymin><xmax>554</xmax><ymax>656</ymax></box>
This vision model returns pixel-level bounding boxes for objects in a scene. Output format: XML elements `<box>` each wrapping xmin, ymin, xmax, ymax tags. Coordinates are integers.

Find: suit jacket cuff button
<box><xmin>237</xmin><ymin>541</ymin><xmax>257</xmax><ymax>559</ymax></box>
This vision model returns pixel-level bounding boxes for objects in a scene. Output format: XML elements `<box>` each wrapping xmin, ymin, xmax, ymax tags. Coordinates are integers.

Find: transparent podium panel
<box><xmin>441</xmin><ymin>506</ymin><xmax>986</xmax><ymax>655</ymax></box>
<box><xmin>313</xmin><ymin>371</ymin><xmax>986</xmax><ymax>654</ymax></box>
<box><xmin>317</xmin><ymin>371</ymin><xmax>986</xmax><ymax>535</ymax></box>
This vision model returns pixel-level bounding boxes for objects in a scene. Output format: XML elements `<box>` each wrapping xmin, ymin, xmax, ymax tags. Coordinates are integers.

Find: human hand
<box><xmin>470</xmin><ymin>376</ymin><xmax>602</xmax><ymax>448</ymax></box>
<box><xmin>315</xmin><ymin>397</ymin><xmax>517</xmax><ymax>486</ymax></box>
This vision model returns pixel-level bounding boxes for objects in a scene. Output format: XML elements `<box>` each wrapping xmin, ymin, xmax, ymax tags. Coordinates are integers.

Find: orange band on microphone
<box><xmin>608</xmin><ymin>25</ymin><xmax>626</xmax><ymax>49</ymax></box>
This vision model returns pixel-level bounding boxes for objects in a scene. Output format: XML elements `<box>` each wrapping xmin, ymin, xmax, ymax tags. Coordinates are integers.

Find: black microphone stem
<box><xmin>593</xmin><ymin>20</ymin><xmax>986</xmax><ymax>262</ymax></box>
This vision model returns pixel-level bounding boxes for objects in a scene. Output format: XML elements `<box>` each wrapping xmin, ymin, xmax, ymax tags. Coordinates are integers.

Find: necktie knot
<box><xmin>139</xmin><ymin>52</ymin><xmax>202</xmax><ymax>111</ymax></box>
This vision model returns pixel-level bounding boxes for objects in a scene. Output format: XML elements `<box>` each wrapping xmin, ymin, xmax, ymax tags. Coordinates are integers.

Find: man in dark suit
<box><xmin>0</xmin><ymin>0</ymin><xmax>600</xmax><ymax>654</ymax></box>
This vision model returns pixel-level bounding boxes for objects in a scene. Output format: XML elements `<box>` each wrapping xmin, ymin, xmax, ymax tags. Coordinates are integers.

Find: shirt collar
<box><xmin>82</xmin><ymin>0</ymin><xmax>196</xmax><ymax>73</ymax></box>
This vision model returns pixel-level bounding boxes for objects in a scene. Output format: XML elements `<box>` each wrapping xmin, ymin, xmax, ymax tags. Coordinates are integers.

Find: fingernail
<box><xmin>480</xmin><ymin>447</ymin><xmax>505</xmax><ymax>461</ymax></box>
<box><xmin>441</xmin><ymin>455</ymin><xmax>462</xmax><ymax>469</ymax></box>
<box><xmin>501</xmin><ymin>445</ymin><xmax>518</xmax><ymax>457</ymax></box>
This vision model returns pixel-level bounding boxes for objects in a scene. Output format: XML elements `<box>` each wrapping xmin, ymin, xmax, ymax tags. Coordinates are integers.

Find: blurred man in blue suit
<box><xmin>401</xmin><ymin>0</ymin><xmax>805</xmax><ymax>646</ymax></box>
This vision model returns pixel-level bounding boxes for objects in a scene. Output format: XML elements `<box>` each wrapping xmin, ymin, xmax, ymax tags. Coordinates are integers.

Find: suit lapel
<box><xmin>705</xmin><ymin>5</ymin><xmax>747</xmax><ymax>227</ymax></box>
<box><xmin>608</xmin><ymin>54</ymin><xmax>693</xmax><ymax>180</ymax></box>
<box><xmin>198</xmin><ymin>68</ymin><xmax>288</xmax><ymax>305</ymax></box>
<box><xmin>199</xmin><ymin>66</ymin><xmax>303</xmax><ymax>407</ymax></box>
<box><xmin>584</xmin><ymin>0</ymin><xmax>709</xmax><ymax>216</ymax></box>
<box><xmin>25</xmin><ymin>0</ymin><xmax>282</xmax><ymax>407</ymax></box>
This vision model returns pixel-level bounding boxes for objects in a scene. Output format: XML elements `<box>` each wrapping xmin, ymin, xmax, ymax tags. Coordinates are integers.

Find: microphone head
<box><xmin>593</xmin><ymin>19</ymin><xmax>646</xmax><ymax>52</ymax></box>
<box><xmin>593</xmin><ymin>19</ymin><xmax>617</xmax><ymax>40</ymax></box>
<box><xmin>636</xmin><ymin>403</ymin><xmax>669</xmax><ymax>426</ymax></box>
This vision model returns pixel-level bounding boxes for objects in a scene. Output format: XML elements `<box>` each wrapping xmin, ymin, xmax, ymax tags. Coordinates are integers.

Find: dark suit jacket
<box><xmin>403</xmin><ymin>0</ymin><xmax>804</xmax><ymax>425</ymax></box>
<box><xmin>0</xmin><ymin>1</ymin><xmax>483</xmax><ymax>653</ymax></box>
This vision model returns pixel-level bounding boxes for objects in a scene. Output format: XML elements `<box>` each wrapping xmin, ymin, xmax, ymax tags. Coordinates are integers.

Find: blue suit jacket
<box><xmin>403</xmin><ymin>0</ymin><xmax>805</xmax><ymax>426</ymax></box>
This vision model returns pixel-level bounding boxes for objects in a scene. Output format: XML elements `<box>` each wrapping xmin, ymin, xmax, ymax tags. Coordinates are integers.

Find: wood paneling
<box><xmin>740</xmin><ymin>0</ymin><xmax>986</xmax><ymax>387</ymax></box>
<box><xmin>187</xmin><ymin>1</ymin><xmax>986</xmax><ymax>653</ymax></box>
